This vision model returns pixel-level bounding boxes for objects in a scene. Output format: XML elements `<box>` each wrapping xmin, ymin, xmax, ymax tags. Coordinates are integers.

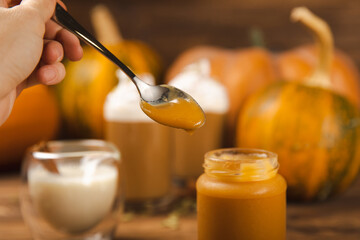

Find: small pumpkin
<box><xmin>166</xmin><ymin>47</ymin><xmax>277</xmax><ymax>146</ymax></box>
<box><xmin>0</xmin><ymin>85</ymin><xmax>59</xmax><ymax>170</ymax></box>
<box><xmin>56</xmin><ymin>5</ymin><xmax>162</xmax><ymax>138</ymax></box>
<box><xmin>236</xmin><ymin>7</ymin><xmax>360</xmax><ymax>201</ymax></box>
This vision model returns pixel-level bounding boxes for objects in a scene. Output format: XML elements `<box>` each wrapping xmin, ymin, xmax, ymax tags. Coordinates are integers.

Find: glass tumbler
<box><xmin>20</xmin><ymin>140</ymin><xmax>123</xmax><ymax>240</ymax></box>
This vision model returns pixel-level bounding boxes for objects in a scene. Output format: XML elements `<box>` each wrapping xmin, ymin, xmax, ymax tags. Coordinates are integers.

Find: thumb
<box><xmin>0</xmin><ymin>0</ymin><xmax>8</xmax><ymax>8</ymax></box>
<box><xmin>20</xmin><ymin>0</ymin><xmax>56</xmax><ymax>22</ymax></box>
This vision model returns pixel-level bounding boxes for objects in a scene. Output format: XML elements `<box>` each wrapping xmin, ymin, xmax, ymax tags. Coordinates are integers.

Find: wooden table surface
<box><xmin>0</xmin><ymin>175</ymin><xmax>359</xmax><ymax>240</ymax></box>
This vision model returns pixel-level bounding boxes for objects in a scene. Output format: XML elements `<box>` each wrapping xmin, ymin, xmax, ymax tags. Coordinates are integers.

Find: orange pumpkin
<box><xmin>237</xmin><ymin>7</ymin><xmax>360</xmax><ymax>201</ymax></box>
<box><xmin>0</xmin><ymin>85</ymin><xmax>59</xmax><ymax>170</ymax></box>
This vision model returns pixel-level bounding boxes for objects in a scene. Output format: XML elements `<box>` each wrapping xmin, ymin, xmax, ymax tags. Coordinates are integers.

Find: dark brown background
<box><xmin>64</xmin><ymin>0</ymin><xmax>360</xmax><ymax>72</ymax></box>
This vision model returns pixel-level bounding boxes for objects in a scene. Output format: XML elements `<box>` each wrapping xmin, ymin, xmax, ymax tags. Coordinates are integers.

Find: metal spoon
<box><xmin>52</xmin><ymin>4</ymin><xmax>201</xmax><ymax>106</ymax></box>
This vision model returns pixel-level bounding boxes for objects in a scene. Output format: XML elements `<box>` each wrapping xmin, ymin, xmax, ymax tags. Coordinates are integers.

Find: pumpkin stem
<box><xmin>291</xmin><ymin>7</ymin><xmax>333</xmax><ymax>88</ymax></box>
<box><xmin>91</xmin><ymin>5</ymin><xmax>123</xmax><ymax>44</ymax></box>
<box><xmin>249</xmin><ymin>27</ymin><xmax>266</xmax><ymax>48</ymax></box>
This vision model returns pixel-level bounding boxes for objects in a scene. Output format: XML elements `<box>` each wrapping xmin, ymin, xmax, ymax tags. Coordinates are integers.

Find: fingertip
<box><xmin>70</xmin><ymin>44</ymin><xmax>83</xmax><ymax>61</ymax></box>
<box><xmin>66</xmin><ymin>36</ymin><xmax>83</xmax><ymax>61</ymax></box>
<box><xmin>43</xmin><ymin>40</ymin><xmax>64</xmax><ymax>64</ymax></box>
<box><xmin>56</xmin><ymin>29</ymin><xmax>83</xmax><ymax>61</ymax></box>
<box><xmin>37</xmin><ymin>63</ymin><xmax>65</xmax><ymax>85</ymax></box>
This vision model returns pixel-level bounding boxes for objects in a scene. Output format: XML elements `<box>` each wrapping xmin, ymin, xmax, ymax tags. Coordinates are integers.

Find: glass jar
<box><xmin>196</xmin><ymin>148</ymin><xmax>287</xmax><ymax>240</ymax></box>
<box><xmin>105</xmin><ymin>120</ymin><xmax>171</xmax><ymax>211</ymax></box>
<box><xmin>20</xmin><ymin>140</ymin><xmax>123</xmax><ymax>240</ymax></box>
<box><xmin>104</xmin><ymin>72</ymin><xmax>172</xmax><ymax>213</ymax></box>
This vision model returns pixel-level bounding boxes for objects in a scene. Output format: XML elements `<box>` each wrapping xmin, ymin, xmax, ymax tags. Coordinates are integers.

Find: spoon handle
<box><xmin>53</xmin><ymin>3</ymin><xmax>136</xmax><ymax>80</ymax></box>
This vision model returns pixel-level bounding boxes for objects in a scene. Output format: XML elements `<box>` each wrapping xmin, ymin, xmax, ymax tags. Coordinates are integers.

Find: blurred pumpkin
<box><xmin>166</xmin><ymin>9</ymin><xmax>360</xmax><ymax>147</ymax></box>
<box><xmin>236</xmin><ymin>7</ymin><xmax>360</xmax><ymax>201</ymax></box>
<box><xmin>0</xmin><ymin>85</ymin><xmax>59</xmax><ymax>170</ymax></box>
<box><xmin>166</xmin><ymin>47</ymin><xmax>277</xmax><ymax>146</ymax></box>
<box><xmin>56</xmin><ymin>5</ymin><xmax>162</xmax><ymax>138</ymax></box>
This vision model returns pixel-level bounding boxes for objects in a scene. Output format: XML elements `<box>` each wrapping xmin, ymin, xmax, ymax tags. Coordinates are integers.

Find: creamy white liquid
<box><xmin>28</xmin><ymin>164</ymin><xmax>118</xmax><ymax>234</ymax></box>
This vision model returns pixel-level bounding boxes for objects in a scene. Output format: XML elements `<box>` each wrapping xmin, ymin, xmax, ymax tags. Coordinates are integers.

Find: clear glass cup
<box><xmin>20</xmin><ymin>140</ymin><xmax>123</xmax><ymax>240</ymax></box>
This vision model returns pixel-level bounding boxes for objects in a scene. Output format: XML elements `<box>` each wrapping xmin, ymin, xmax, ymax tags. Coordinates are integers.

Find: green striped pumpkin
<box><xmin>236</xmin><ymin>81</ymin><xmax>360</xmax><ymax>201</ymax></box>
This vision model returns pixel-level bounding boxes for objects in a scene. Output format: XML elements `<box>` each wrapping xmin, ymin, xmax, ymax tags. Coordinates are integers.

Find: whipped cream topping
<box><xmin>168</xmin><ymin>59</ymin><xmax>229</xmax><ymax>114</ymax></box>
<box><xmin>104</xmin><ymin>70</ymin><xmax>154</xmax><ymax>122</ymax></box>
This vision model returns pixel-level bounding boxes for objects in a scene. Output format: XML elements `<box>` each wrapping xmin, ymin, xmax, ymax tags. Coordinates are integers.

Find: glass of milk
<box><xmin>20</xmin><ymin>140</ymin><xmax>122</xmax><ymax>240</ymax></box>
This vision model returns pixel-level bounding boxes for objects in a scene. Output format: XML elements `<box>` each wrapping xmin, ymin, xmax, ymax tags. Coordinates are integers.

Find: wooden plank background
<box><xmin>64</xmin><ymin>0</ymin><xmax>360</xmax><ymax>72</ymax></box>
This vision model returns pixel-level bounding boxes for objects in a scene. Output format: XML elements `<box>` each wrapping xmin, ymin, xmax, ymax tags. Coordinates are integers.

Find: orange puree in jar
<box><xmin>196</xmin><ymin>148</ymin><xmax>287</xmax><ymax>240</ymax></box>
<box><xmin>140</xmin><ymin>97</ymin><xmax>205</xmax><ymax>132</ymax></box>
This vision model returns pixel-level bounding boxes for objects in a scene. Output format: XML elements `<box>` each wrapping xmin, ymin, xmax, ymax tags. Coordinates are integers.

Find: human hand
<box><xmin>0</xmin><ymin>0</ymin><xmax>83</xmax><ymax>125</ymax></box>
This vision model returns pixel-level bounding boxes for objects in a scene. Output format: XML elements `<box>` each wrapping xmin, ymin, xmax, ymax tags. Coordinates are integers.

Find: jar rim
<box><xmin>31</xmin><ymin>139</ymin><xmax>120</xmax><ymax>160</ymax></box>
<box><xmin>205</xmin><ymin>148</ymin><xmax>277</xmax><ymax>163</ymax></box>
<box><xmin>204</xmin><ymin>148</ymin><xmax>278</xmax><ymax>181</ymax></box>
